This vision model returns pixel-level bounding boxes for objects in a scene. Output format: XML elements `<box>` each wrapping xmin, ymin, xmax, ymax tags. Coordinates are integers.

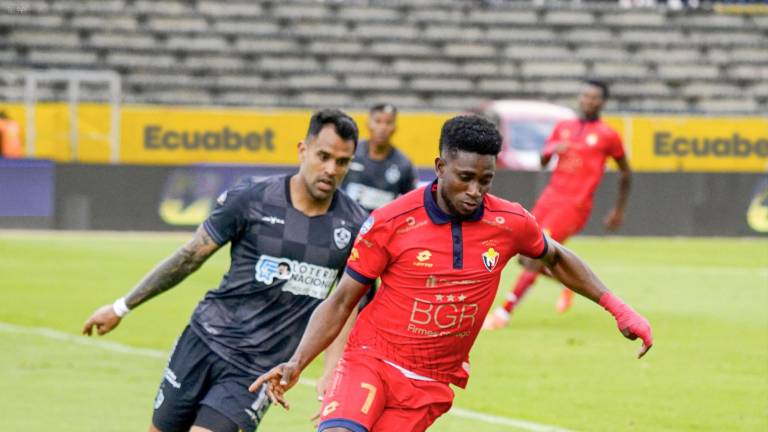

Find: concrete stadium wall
<box><xmin>0</xmin><ymin>162</ymin><xmax>765</xmax><ymax>237</ymax></box>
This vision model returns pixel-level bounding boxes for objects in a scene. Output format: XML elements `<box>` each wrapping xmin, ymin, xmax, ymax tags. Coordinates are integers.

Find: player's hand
<box><xmin>249</xmin><ymin>361</ymin><xmax>301</xmax><ymax>410</ymax></box>
<box><xmin>603</xmin><ymin>208</ymin><xmax>624</xmax><ymax>232</ymax></box>
<box><xmin>553</xmin><ymin>142</ymin><xmax>569</xmax><ymax>154</ymax></box>
<box><xmin>600</xmin><ymin>292</ymin><xmax>653</xmax><ymax>359</ymax></box>
<box><xmin>82</xmin><ymin>304</ymin><xmax>121</xmax><ymax>336</ymax></box>
<box><xmin>310</xmin><ymin>371</ymin><xmax>333</xmax><ymax>426</ymax></box>
<box><xmin>617</xmin><ymin>310</ymin><xmax>653</xmax><ymax>359</ymax></box>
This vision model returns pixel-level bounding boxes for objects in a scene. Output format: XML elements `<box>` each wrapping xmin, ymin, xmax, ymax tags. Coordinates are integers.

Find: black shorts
<box><xmin>151</xmin><ymin>326</ymin><xmax>271</xmax><ymax>432</ymax></box>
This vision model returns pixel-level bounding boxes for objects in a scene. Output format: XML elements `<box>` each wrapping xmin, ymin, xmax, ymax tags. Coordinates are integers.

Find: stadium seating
<box><xmin>1</xmin><ymin>0</ymin><xmax>767</xmax><ymax>113</ymax></box>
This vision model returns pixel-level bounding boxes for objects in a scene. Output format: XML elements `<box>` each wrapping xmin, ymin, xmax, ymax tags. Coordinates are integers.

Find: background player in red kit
<box><xmin>484</xmin><ymin>80</ymin><xmax>633</xmax><ymax>330</ymax></box>
<box><xmin>251</xmin><ymin>115</ymin><xmax>651</xmax><ymax>432</ymax></box>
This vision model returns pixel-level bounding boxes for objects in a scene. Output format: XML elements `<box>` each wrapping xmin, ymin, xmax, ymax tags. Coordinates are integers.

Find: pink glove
<box><xmin>599</xmin><ymin>292</ymin><xmax>653</xmax><ymax>358</ymax></box>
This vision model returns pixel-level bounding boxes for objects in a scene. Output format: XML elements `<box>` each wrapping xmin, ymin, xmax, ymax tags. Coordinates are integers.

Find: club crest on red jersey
<box><xmin>481</xmin><ymin>247</ymin><xmax>500</xmax><ymax>272</ymax></box>
<box><xmin>586</xmin><ymin>133</ymin><xmax>599</xmax><ymax>147</ymax></box>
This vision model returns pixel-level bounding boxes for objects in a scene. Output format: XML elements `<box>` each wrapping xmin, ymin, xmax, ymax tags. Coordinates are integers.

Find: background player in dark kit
<box><xmin>341</xmin><ymin>103</ymin><xmax>418</xmax><ymax>309</ymax></box>
<box><xmin>82</xmin><ymin>109</ymin><xmax>368</xmax><ymax>432</ymax></box>
<box><xmin>342</xmin><ymin>103</ymin><xmax>418</xmax><ymax>213</ymax></box>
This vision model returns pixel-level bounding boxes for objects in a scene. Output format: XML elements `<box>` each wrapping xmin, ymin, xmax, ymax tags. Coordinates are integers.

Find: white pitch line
<box><xmin>0</xmin><ymin>322</ymin><xmax>574</xmax><ymax>432</ymax></box>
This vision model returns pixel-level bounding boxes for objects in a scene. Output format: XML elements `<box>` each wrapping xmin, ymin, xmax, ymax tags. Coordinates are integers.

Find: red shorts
<box><xmin>531</xmin><ymin>198</ymin><xmax>591</xmax><ymax>243</ymax></box>
<box><xmin>318</xmin><ymin>350</ymin><xmax>454</xmax><ymax>432</ymax></box>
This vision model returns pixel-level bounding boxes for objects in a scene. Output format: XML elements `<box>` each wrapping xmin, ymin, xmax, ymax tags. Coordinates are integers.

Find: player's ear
<box><xmin>297</xmin><ymin>140</ymin><xmax>307</xmax><ymax>163</ymax></box>
<box><xmin>435</xmin><ymin>156</ymin><xmax>445</xmax><ymax>179</ymax></box>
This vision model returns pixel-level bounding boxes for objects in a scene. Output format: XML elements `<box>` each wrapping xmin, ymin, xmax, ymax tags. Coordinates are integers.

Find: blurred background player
<box><xmin>342</xmin><ymin>103</ymin><xmax>418</xmax><ymax>212</ymax></box>
<box><xmin>250</xmin><ymin>115</ymin><xmax>652</xmax><ymax>432</ymax></box>
<box><xmin>484</xmin><ymin>79</ymin><xmax>632</xmax><ymax>330</ymax></box>
<box><xmin>81</xmin><ymin>109</ymin><xmax>368</xmax><ymax>432</ymax></box>
<box><xmin>341</xmin><ymin>103</ymin><xmax>418</xmax><ymax>308</ymax></box>
<box><xmin>0</xmin><ymin>111</ymin><xmax>22</xmax><ymax>159</ymax></box>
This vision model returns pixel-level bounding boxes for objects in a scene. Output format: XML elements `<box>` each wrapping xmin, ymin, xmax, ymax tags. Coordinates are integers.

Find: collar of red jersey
<box><xmin>423</xmin><ymin>179</ymin><xmax>484</xmax><ymax>225</ymax></box>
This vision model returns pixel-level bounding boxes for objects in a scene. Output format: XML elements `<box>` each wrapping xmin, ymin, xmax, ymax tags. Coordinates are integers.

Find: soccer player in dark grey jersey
<box><xmin>342</xmin><ymin>103</ymin><xmax>418</xmax><ymax>213</ymax></box>
<box><xmin>341</xmin><ymin>104</ymin><xmax>418</xmax><ymax>309</ymax></box>
<box><xmin>82</xmin><ymin>109</ymin><xmax>368</xmax><ymax>432</ymax></box>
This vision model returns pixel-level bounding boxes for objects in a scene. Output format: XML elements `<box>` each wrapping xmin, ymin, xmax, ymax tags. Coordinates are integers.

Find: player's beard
<box><xmin>303</xmin><ymin>174</ymin><xmax>335</xmax><ymax>202</ymax></box>
<box><xmin>440</xmin><ymin>188</ymin><xmax>475</xmax><ymax>221</ymax></box>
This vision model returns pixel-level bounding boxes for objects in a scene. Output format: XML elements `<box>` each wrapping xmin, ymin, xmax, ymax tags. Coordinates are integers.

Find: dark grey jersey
<box><xmin>190</xmin><ymin>174</ymin><xmax>368</xmax><ymax>375</ymax></box>
<box><xmin>341</xmin><ymin>140</ymin><xmax>418</xmax><ymax>212</ymax></box>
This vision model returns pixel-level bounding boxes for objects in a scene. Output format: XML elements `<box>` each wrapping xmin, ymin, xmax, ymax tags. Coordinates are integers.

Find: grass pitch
<box><xmin>0</xmin><ymin>232</ymin><xmax>766</xmax><ymax>431</ymax></box>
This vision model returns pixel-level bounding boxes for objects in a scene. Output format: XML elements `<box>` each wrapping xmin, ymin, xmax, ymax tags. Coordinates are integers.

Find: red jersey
<box><xmin>540</xmin><ymin>118</ymin><xmax>625</xmax><ymax>210</ymax></box>
<box><xmin>345</xmin><ymin>181</ymin><xmax>547</xmax><ymax>388</ymax></box>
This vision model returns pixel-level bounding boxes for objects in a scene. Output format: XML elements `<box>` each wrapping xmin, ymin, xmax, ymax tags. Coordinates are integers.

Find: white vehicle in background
<box><xmin>472</xmin><ymin>100</ymin><xmax>577</xmax><ymax>171</ymax></box>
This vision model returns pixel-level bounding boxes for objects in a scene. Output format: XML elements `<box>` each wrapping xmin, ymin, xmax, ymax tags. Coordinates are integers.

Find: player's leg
<box><xmin>483</xmin><ymin>201</ymin><xmax>571</xmax><ymax>330</ymax></box>
<box><xmin>552</xmin><ymin>206</ymin><xmax>591</xmax><ymax>314</ymax></box>
<box><xmin>370</xmin><ymin>372</ymin><xmax>453</xmax><ymax>432</ymax></box>
<box><xmin>189</xmin><ymin>406</ymin><xmax>239</xmax><ymax>432</ymax></box>
<box><xmin>195</xmin><ymin>364</ymin><xmax>272</xmax><ymax>432</ymax></box>
<box><xmin>482</xmin><ymin>257</ymin><xmax>544</xmax><ymax>330</ymax></box>
<box><xmin>151</xmin><ymin>326</ymin><xmax>216</xmax><ymax>432</ymax></box>
<box><xmin>318</xmin><ymin>353</ymin><xmax>388</xmax><ymax>432</ymax></box>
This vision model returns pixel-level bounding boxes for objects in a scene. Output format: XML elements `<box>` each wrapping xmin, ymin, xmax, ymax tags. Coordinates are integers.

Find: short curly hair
<box><xmin>439</xmin><ymin>115</ymin><xmax>502</xmax><ymax>157</ymax></box>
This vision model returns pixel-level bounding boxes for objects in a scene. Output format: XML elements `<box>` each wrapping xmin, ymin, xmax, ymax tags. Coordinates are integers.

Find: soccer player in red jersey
<box><xmin>250</xmin><ymin>115</ymin><xmax>651</xmax><ymax>432</ymax></box>
<box><xmin>484</xmin><ymin>80</ymin><xmax>632</xmax><ymax>330</ymax></box>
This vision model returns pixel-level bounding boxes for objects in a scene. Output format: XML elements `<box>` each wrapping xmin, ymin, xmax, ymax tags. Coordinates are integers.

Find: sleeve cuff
<box><xmin>532</xmin><ymin>233</ymin><xmax>549</xmax><ymax>259</ymax></box>
<box><xmin>202</xmin><ymin>219</ymin><xmax>225</xmax><ymax>245</ymax></box>
<box><xmin>345</xmin><ymin>267</ymin><xmax>376</xmax><ymax>286</ymax></box>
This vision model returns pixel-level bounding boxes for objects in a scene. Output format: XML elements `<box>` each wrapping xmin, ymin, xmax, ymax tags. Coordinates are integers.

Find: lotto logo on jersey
<box><xmin>413</xmin><ymin>250</ymin><xmax>433</xmax><ymax>268</ymax></box>
<box><xmin>481</xmin><ymin>247</ymin><xmax>500</xmax><ymax>272</ymax></box>
<box><xmin>255</xmin><ymin>255</ymin><xmax>338</xmax><ymax>299</ymax></box>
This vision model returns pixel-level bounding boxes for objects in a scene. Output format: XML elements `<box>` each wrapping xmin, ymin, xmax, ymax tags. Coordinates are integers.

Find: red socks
<box><xmin>502</xmin><ymin>270</ymin><xmax>539</xmax><ymax>312</ymax></box>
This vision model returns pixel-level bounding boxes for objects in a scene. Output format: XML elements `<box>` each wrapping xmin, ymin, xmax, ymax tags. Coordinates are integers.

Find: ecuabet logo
<box><xmin>482</xmin><ymin>247</ymin><xmax>500</xmax><ymax>272</ymax></box>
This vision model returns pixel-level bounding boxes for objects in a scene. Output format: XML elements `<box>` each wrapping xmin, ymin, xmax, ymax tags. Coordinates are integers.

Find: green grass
<box><xmin>0</xmin><ymin>232</ymin><xmax>766</xmax><ymax>431</ymax></box>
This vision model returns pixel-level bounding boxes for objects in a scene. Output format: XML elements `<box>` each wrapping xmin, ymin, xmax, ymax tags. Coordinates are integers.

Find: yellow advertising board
<box><xmin>619</xmin><ymin>116</ymin><xmax>768</xmax><ymax>173</ymax></box>
<box><xmin>1</xmin><ymin>102</ymin><xmax>765</xmax><ymax>172</ymax></box>
<box><xmin>119</xmin><ymin>106</ymin><xmax>449</xmax><ymax>166</ymax></box>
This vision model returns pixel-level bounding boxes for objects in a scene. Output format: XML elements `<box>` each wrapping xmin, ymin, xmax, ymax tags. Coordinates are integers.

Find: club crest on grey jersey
<box><xmin>334</xmin><ymin>227</ymin><xmax>352</xmax><ymax>249</ymax></box>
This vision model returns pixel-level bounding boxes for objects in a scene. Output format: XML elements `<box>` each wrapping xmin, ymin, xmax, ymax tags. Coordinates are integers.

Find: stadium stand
<box><xmin>1</xmin><ymin>0</ymin><xmax>766</xmax><ymax>112</ymax></box>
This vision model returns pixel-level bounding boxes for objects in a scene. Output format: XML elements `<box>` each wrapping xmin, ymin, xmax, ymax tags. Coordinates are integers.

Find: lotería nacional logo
<box><xmin>481</xmin><ymin>247</ymin><xmax>500</xmax><ymax>272</ymax></box>
<box><xmin>255</xmin><ymin>255</ymin><xmax>338</xmax><ymax>299</ymax></box>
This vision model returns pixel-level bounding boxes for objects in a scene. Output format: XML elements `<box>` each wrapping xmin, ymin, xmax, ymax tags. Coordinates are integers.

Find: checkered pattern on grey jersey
<box><xmin>191</xmin><ymin>174</ymin><xmax>368</xmax><ymax>375</ymax></box>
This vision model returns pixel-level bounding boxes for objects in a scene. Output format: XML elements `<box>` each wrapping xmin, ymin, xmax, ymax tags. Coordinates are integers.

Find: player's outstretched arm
<box><xmin>249</xmin><ymin>272</ymin><xmax>368</xmax><ymax>409</ymax></box>
<box><xmin>82</xmin><ymin>225</ymin><xmax>221</xmax><ymax>336</ymax></box>
<box><xmin>538</xmin><ymin>239</ymin><xmax>653</xmax><ymax>358</ymax></box>
<box><xmin>604</xmin><ymin>156</ymin><xmax>631</xmax><ymax>232</ymax></box>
